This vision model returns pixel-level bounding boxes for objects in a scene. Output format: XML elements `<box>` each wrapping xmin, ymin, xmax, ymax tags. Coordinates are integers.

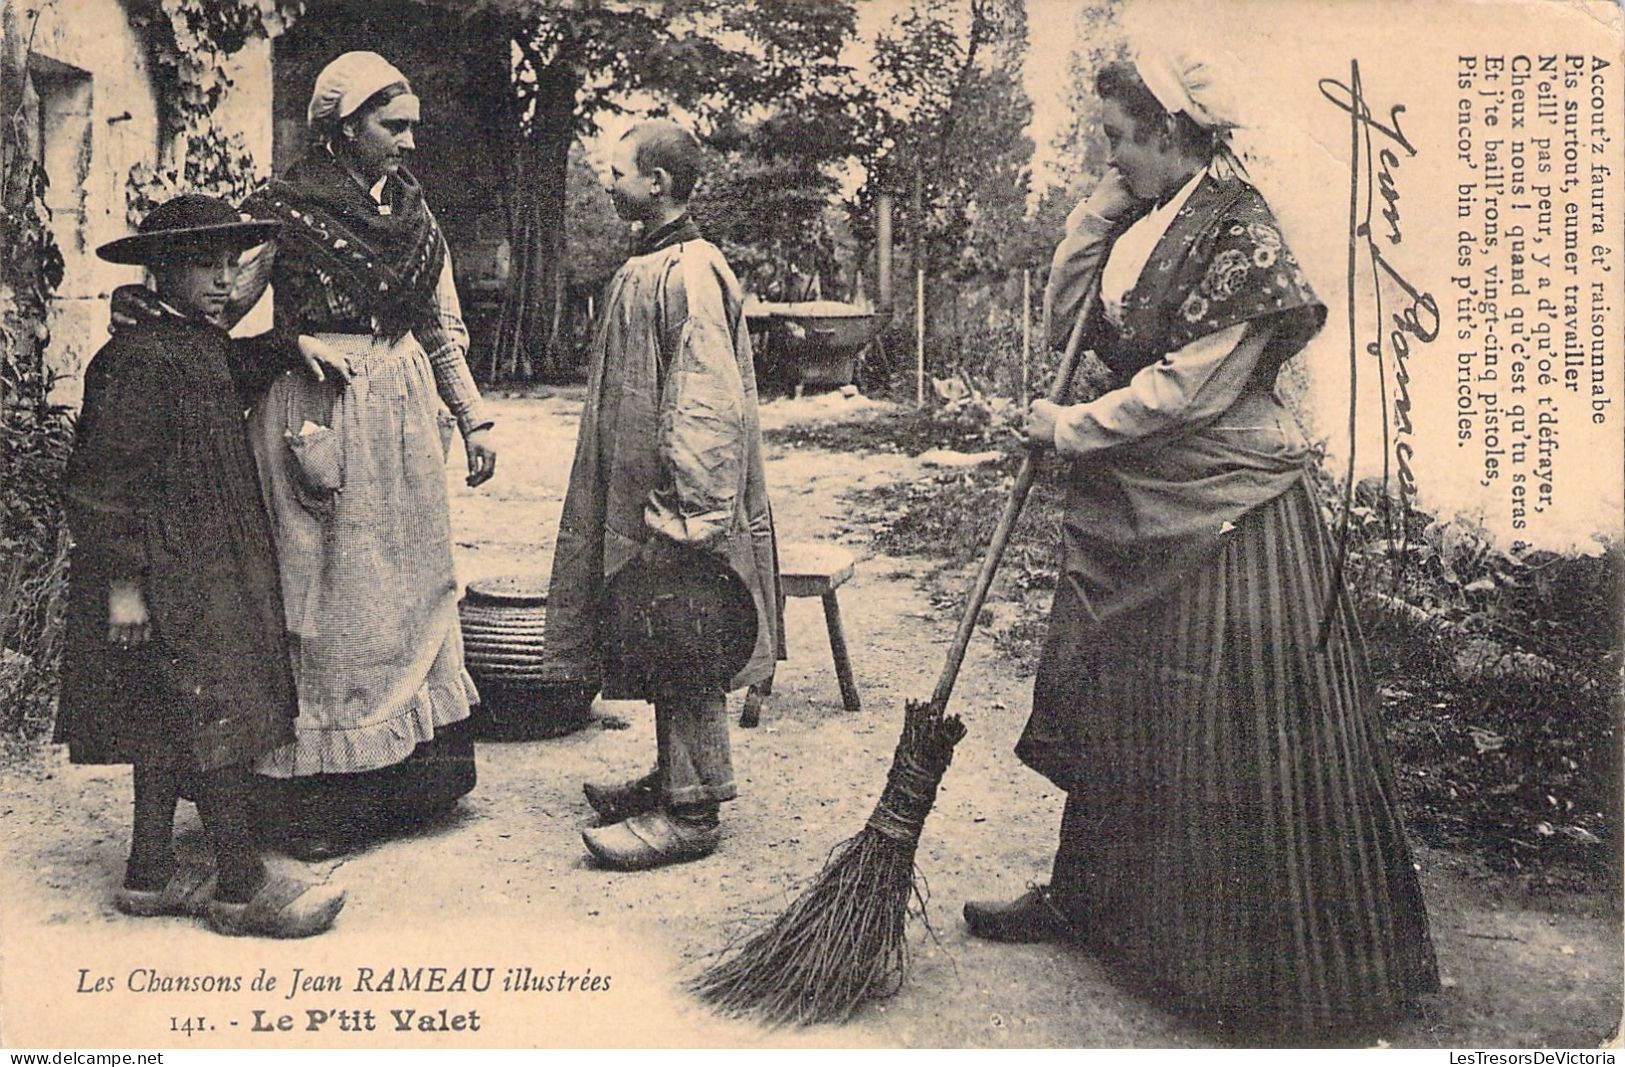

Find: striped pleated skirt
<box><xmin>1015</xmin><ymin>478</ymin><xmax>1440</xmax><ymax>1031</ymax></box>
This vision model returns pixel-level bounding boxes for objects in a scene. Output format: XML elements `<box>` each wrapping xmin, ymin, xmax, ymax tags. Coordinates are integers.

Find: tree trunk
<box><xmin>493</xmin><ymin>55</ymin><xmax>579</xmax><ymax>383</ymax></box>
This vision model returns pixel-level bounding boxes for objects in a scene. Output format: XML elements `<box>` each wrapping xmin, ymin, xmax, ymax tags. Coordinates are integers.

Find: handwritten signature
<box><xmin>1319</xmin><ymin>60</ymin><xmax>1440</xmax><ymax>499</ymax></box>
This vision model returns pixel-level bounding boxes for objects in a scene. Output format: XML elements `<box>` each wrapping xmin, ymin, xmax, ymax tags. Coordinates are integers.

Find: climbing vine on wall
<box><xmin>2</xmin><ymin>0</ymin><xmax>69</xmax><ymax>525</ymax></box>
<box><xmin>1</xmin><ymin>0</ymin><xmax>72</xmax><ymax>736</ymax></box>
<box><xmin>124</xmin><ymin>0</ymin><xmax>304</xmax><ymax>220</ymax></box>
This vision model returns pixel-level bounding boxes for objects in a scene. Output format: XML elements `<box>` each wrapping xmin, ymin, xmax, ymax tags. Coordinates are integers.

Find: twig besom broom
<box><xmin>690</xmin><ymin>299</ymin><xmax>1097</xmax><ymax>1027</ymax></box>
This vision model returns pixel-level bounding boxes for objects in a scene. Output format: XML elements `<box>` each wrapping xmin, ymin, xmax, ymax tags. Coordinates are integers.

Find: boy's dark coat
<box><xmin>56</xmin><ymin>311</ymin><xmax>297</xmax><ymax>771</ymax></box>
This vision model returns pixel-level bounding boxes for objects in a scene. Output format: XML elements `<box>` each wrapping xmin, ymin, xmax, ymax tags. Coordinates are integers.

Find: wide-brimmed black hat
<box><xmin>96</xmin><ymin>194</ymin><xmax>281</xmax><ymax>266</ymax></box>
<box><xmin>601</xmin><ymin>546</ymin><xmax>759</xmax><ymax>697</ymax></box>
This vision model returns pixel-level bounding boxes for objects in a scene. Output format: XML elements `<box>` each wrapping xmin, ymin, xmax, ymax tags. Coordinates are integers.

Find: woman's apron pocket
<box><xmin>278</xmin><ymin>377</ymin><xmax>348</xmax><ymax>518</ymax></box>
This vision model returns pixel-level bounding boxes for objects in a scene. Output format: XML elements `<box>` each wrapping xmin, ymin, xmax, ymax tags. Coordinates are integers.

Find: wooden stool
<box><xmin>740</xmin><ymin>541</ymin><xmax>860</xmax><ymax>727</ymax></box>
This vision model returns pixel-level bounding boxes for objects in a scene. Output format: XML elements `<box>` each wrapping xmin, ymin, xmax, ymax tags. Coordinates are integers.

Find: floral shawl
<box><xmin>1095</xmin><ymin>172</ymin><xmax>1324</xmax><ymax>385</ymax></box>
<box><xmin>1059</xmin><ymin>173</ymin><xmax>1327</xmax><ymax>624</ymax></box>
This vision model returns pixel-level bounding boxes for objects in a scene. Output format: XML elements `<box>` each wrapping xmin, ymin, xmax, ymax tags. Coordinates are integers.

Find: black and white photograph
<box><xmin>0</xmin><ymin>0</ymin><xmax>1621</xmax><ymax>1050</ymax></box>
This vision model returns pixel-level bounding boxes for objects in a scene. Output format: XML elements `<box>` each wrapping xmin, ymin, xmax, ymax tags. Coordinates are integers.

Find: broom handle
<box><xmin>929</xmin><ymin>291</ymin><xmax>1096</xmax><ymax>711</ymax></box>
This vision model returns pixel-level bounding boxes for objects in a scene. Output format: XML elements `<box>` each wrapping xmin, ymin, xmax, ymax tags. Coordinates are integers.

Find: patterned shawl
<box><xmin>1095</xmin><ymin>171</ymin><xmax>1324</xmax><ymax>384</ymax></box>
<box><xmin>243</xmin><ymin>148</ymin><xmax>446</xmax><ymax>337</ymax></box>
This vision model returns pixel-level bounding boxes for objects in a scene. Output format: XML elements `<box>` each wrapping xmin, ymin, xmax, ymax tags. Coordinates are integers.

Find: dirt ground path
<box><xmin>1</xmin><ymin>391</ymin><xmax>1618</xmax><ymax>1049</ymax></box>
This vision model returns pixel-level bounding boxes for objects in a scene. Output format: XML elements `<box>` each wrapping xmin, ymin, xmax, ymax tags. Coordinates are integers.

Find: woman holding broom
<box><xmin>961</xmin><ymin>51</ymin><xmax>1441</xmax><ymax>1032</ymax></box>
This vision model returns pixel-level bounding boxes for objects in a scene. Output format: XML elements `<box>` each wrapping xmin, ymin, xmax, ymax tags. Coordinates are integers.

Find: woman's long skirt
<box><xmin>245</xmin><ymin>332</ymin><xmax>478</xmax><ymax>834</ymax></box>
<box><xmin>1016</xmin><ymin>478</ymin><xmax>1440</xmax><ymax>1030</ymax></box>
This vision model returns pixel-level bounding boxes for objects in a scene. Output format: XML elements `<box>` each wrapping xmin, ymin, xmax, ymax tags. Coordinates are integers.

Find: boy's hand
<box><xmin>107</xmin><ymin>578</ymin><xmax>152</xmax><ymax>649</ymax></box>
<box><xmin>463</xmin><ymin>427</ymin><xmax>497</xmax><ymax>487</ymax></box>
<box><xmin>108</xmin><ymin>284</ymin><xmax>164</xmax><ymax>333</ymax></box>
<box><xmin>296</xmin><ymin>335</ymin><xmax>354</xmax><ymax>385</ymax></box>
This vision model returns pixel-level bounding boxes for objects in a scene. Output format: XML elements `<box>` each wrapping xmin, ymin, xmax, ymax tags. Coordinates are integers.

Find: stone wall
<box><xmin>20</xmin><ymin>0</ymin><xmax>273</xmax><ymax>407</ymax></box>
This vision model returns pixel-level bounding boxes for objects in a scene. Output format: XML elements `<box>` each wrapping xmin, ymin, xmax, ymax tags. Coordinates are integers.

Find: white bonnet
<box><xmin>1123</xmin><ymin>3</ymin><xmax>1242</xmax><ymax>131</ymax></box>
<box><xmin>307</xmin><ymin>51</ymin><xmax>413</xmax><ymax>126</ymax></box>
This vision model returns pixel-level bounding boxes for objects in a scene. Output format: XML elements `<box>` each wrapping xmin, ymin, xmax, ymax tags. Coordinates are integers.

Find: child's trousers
<box><xmin>653</xmin><ymin>691</ymin><xmax>735</xmax><ymax>808</ymax></box>
<box><xmin>130</xmin><ymin>762</ymin><xmax>264</xmax><ymax>902</ymax></box>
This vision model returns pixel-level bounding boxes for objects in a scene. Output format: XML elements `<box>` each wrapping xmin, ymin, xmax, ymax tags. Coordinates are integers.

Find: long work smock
<box><xmin>543</xmin><ymin>217</ymin><xmax>781</xmax><ymax>699</ymax></box>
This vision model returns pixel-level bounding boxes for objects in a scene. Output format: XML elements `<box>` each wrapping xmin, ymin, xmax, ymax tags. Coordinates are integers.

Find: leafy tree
<box><xmin>851</xmin><ymin>0</ymin><xmax>1034</xmax><ymax>273</ymax></box>
<box><xmin>687</xmin><ymin>104</ymin><xmax>865</xmax><ymax>303</ymax></box>
<box><xmin>488</xmin><ymin>0</ymin><xmax>860</xmax><ymax>381</ymax></box>
<box><xmin>847</xmin><ymin>0</ymin><xmax>1036</xmax><ymax>394</ymax></box>
<box><xmin>1</xmin><ymin>0</ymin><xmax>74</xmax><ymax>736</ymax></box>
<box><xmin>691</xmin><ymin>150</ymin><xmax>837</xmax><ymax>301</ymax></box>
<box><xmin>563</xmin><ymin>141</ymin><xmax>625</xmax><ymax>291</ymax></box>
<box><xmin>1031</xmin><ymin>0</ymin><xmax>1125</xmax><ymax>253</ymax></box>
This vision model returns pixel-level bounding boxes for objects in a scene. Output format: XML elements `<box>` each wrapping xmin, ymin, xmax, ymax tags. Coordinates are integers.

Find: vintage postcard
<box><xmin>1</xmin><ymin>0</ymin><xmax>1620</xmax><ymax>1051</ymax></box>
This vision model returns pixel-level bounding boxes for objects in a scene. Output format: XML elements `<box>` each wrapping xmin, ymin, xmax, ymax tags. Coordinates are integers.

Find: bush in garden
<box><xmin>1328</xmin><ymin>476</ymin><xmax>1622</xmax><ymax>878</ymax></box>
<box><xmin>0</xmin><ymin>357</ymin><xmax>75</xmax><ymax>749</ymax></box>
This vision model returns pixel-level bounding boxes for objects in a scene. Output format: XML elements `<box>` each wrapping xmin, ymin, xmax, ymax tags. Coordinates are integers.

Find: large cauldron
<box><xmin>746</xmin><ymin>299</ymin><xmax>885</xmax><ymax>393</ymax></box>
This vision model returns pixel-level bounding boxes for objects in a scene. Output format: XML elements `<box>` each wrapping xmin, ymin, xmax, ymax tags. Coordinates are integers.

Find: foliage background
<box><xmin>0</xmin><ymin>0</ymin><xmax>1617</xmax><ymax>890</ymax></box>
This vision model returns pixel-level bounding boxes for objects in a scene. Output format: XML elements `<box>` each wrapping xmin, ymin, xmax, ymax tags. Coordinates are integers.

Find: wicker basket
<box><xmin>459</xmin><ymin>574</ymin><xmax>595</xmax><ymax>740</ymax></box>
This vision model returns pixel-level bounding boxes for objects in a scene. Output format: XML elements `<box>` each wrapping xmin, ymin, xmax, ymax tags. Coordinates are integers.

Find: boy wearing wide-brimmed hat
<box><xmin>57</xmin><ymin>194</ymin><xmax>348</xmax><ymax>937</ymax></box>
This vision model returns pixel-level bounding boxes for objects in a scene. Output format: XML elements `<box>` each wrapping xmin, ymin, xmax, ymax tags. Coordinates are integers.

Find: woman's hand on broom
<box><xmin>1018</xmin><ymin>399</ymin><xmax>1060</xmax><ymax>452</ymax></box>
<box><xmin>107</xmin><ymin>578</ymin><xmax>152</xmax><ymax>649</ymax></box>
<box><xmin>296</xmin><ymin>335</ymin><xmax>354</xmax><ymax>386</ymax></box>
